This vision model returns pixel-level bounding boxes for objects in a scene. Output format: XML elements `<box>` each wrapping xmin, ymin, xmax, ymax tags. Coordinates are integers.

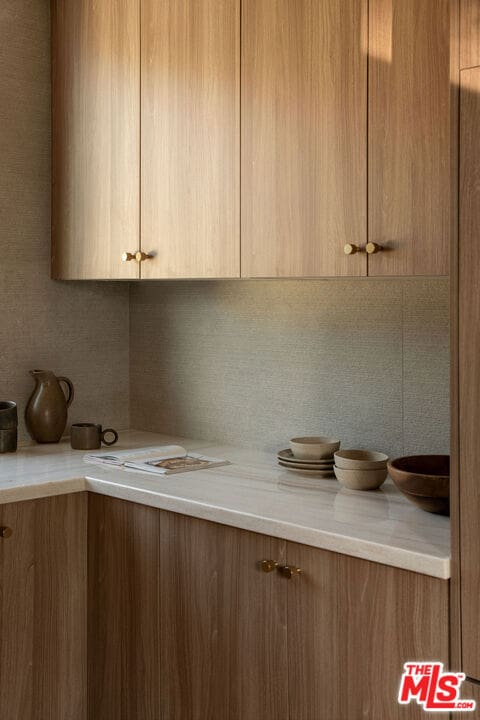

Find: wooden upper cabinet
<box><xmin>241</xmin><ymin>0</ymin><xmax>367</xmax><ymax>278</ymax></box>
<box><xmin>368</xmin><ymin>0</ymin><xmax>452</xmax><ymax>277</ymax></box>
<box><xmin>51</xmin><ymin>0</ymin><xmax>140</xmax><ymax>280</ymax></box>
<box><xmin>461</xmin><ymin>0</ymin><xmax>480</xmax><ymax>69</ymax></box>
<box><xmin>459</xmin><ymin>66</ymin><xmax>480</xmax><ymax>682</ymax></box>
<box><xmin>140</xmin><ymin>0</ymin><xmax>240</xmax><ymax>279</ymax></box>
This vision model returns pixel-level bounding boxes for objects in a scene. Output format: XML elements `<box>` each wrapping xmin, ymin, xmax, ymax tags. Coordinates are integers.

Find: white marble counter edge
<box><xmin>84</xmin><ymin>474</ymin><xmax>450</xmax><ymax>579</ymax></box>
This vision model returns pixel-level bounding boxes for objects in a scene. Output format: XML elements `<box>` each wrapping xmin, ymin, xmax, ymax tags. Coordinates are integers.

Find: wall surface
<box><xmin>0</xmin><ymin>0</ymin><xmax>130</xmax><ymax>440</ymax></box>
<box><xmin>130</xmin><ymin>279</ymin><xmax>449</xmax><ymax>458</ymax></box>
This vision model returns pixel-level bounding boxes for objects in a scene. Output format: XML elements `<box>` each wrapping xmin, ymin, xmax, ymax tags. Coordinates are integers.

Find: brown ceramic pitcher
<box><xmin>25</xmin><ymin>370</ymin><xmax>74</xmax><ymax>443</ymax></box>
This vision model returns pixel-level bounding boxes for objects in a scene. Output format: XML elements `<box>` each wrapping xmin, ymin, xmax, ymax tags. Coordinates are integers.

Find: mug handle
<box><xmin>101</xmin><ymin>428</ymin><xmax>118</xmax><ymax>447</ymax></box>
<box><xmin>58</xmin><ymin>376</ymin><xmax>74</xmax><ymax>408</ymax></box>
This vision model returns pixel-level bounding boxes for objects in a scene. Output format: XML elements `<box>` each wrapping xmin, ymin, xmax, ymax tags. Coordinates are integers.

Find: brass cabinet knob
<box><xmin>366</xmin><ymin>242</ymin><xmax>382</xmax><ymax>254</ymax></box>
<box><xmin>277</xmin><ymin>564</ymin><xmax>302</xmax><ymax>579</ymax></box>
<box><xmin>134</xmin><ymin>251</ymin><xmax>153</xmax><ymax>263</ymax></box>
<box><xmin>344</xmin><ymin>243</ymin><xmax>362</xmax><ymax>255</ymax></box>
<box><xmin>260</xmin><ymin>559</ymin><xmax>279</xmax><ymax>573</ymax></box>
<box><xmin>122</xmin><ymin>252</ymin><xmax>136</xmax><ymax>262</ymax></box>
<box><xmin>0</xmin><ymin>526</ymin><xmax>13</xmax><ymax>538</ymax></box>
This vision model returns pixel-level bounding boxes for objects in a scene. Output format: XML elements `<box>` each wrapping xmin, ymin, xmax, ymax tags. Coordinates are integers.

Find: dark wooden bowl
<box><xmin>387</xmin><ymin>455</ymin><xmax>450</xmax><ymax>516</ymax></box>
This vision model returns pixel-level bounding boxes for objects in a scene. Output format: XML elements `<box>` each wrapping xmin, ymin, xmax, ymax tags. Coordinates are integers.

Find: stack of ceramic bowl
<box><xmin>277</xmin><ymin>437</ymin><xmax>340</xmax><ymax>477</ymax></box>
<box><xmin>333</xmin><ymin>450</ymin><xmax>388</xmax><ymax>490</ymax></box>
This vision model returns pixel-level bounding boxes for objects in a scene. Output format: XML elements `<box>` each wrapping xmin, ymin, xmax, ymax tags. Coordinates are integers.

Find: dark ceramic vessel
<box><xmin>0</xmin><ymin>401</ymin><xmax>18</xmax><ymax>453</ymax></box>
<box><xmin>388</xmin><ymin>455</ymin><xmax>450</xmax><ymax>516</ymax></box>
<box><xmin>25</xmin><ymin>370</ymin><xmax>74</xmax><ymax>443</ymax></box>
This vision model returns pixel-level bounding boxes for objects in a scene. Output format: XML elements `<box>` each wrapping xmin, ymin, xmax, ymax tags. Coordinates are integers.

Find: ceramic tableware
<box><xmin>334</xmin><ymin>450</ymin><xmax>388</xmax><ymax>470</ymax></box>
<box><xmin>290</xmin><ymin>436</ymin><xmax>340</xmax><ymax>460</ymax></box>
<box><xmin>70</xmin><ymin>423</ymin><xmax>119</xmax><ymax>450</ymax></box>
<box><xmin>0</xmin><ymin>401</ymin><xmax>17</xmax><ymax>453</ymax></box>
<box><xmin>334</xmin><ymin>465</ymin><xmax>387</xmax><ymax>491</ymax></box>
<box><xmin>25</xmin><ymin>370</ymin><xmax>74</xmax><ymax>443</ymax></box>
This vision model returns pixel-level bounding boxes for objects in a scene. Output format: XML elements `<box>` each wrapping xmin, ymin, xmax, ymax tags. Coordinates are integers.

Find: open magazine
<box><xmin>84</xmin><ymin>445</ymin><xmax>230</xmax><ymax>476</ymax></box>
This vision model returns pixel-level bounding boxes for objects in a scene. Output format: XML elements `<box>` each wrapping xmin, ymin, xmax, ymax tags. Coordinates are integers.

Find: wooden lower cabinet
<box><xmin>88</xmin><ymin>495</ymin><xmax>449</xmax><ymax>720</ymax></box>
<box><xmin>88</xmin><ymin>494</ymin><xmax>288</xmax><ymax>720</ymax></box>
<box><xmin>0</xmin><ymin>493</ymin><xmax>87</xmax><ymax>720</ymax></box>
<box><xmin>286</xmin><ymin>542</ymin><xmax>449</xmax><ymax>720</ymax></box>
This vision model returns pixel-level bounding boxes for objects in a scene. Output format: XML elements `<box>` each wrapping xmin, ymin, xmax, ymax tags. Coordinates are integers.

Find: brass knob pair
<box><xmin>260</xmin><ymin>559</ymin><xmax>302</xmax><ymax>579</ymax></box>
<box><xmin>344</xmin><ymin>243</ymin><xmax>383</xmax><ymax>255</ymax></box>
<box><xmin>122</xmin><ymin>251</ymin><xmax>153</xmax><ymax>263</ymax></box>
<box><xmin>0</xmin><ymin>527</ymin><xmax>12</xmax><ymax>538</ymax></box>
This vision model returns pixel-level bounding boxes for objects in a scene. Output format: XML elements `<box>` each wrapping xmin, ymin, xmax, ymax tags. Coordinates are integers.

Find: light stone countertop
<box><xmin>0</xmin><ymin>430</ymin><xmax>450</xmax><ymax>579</ymax></box>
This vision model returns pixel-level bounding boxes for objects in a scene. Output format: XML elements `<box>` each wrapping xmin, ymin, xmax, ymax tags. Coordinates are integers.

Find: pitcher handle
<box><xmin>58</xmin><ymin>376</ymin><xmax>74</xmax><ymax>408</ymax></box>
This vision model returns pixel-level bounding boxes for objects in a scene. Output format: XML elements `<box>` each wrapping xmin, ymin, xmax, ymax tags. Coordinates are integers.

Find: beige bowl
<box><xmin>334</xmin><ymin>450</ymin><xmax>388</xmax><ymax>471</ymax></box>
<box><xmin>334</xmin><ymin>465</ymin><xmax>387</xmax><ymax>491</ymax></box>
<box><xmin>290</xmin><ymin>436</ymin><xmax>340</xmax><ymax>460</ymax></box>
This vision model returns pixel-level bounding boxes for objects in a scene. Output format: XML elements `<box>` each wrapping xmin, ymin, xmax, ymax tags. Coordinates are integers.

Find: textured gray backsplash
<box><xmin>130</xmin><ymin>278</ymin><xmax>449</xmax><ymax>458</ymax></box>
<box><xmin>1</xmin><ymin>0</ymin><xmax>130</xmax><ymax>440</ymax></box>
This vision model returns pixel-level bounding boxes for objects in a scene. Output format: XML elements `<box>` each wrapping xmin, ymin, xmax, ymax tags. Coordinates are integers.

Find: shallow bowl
<box><xmin>334</xmin><ymin>449</ymin><xmax>388</xmax><ymax>471</ymax></box>
<box><xmin>290</xmin><ymin>436</ymin><xmax>340</xmax><ymax>460</ymax></box>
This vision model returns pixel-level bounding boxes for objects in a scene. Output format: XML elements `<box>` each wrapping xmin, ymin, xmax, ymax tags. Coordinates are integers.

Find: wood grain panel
<box><xmin>141</xmin><ymin>0</ymin><xmax>240</xmax><ymax>279</ymax></box>
<box><xmin>87</xmin><ymin>493</ymin><xmax>162</xmax><ymax>719</ymax></box>
<box><xmin>287</xmin><ymin>543</ymin><xmax>449</xmax><ymax>720</ymax></box>
<box><xmin>461</xmin><ymin>0</ymin><xmax>480</xmax><ymax>69</ymax></box>
<box><xmin>368</xmin><ymin>0</ymin><xmax>451</xmax><ymax>276</ymax></box>
<box><xmin>459</xmin><ymin>680</ymin><xmax>480</xmax><ymax>709</ymax></box>
<box><xmin>241</xmin><ymin>0</ymin><xmax>367</xmax><ymax>277</ymax></box>
<box><xmin>459</xmin><ymin>66</ymin><xmax>480</xmax><ymax>681</ymax></box>
<box><xmin>159</xmin><ymin>512</ymin><xmax>288</xmax><ymax>720</ymax></box>
<box><xmin>0</xmin><ymin>494</ymin><xmax>87</xmax><ymax>720</ymax></box>
<box><xmin>51</xmin><ymin>0</ymin><xmax>140</xmax><ymax>279</ymax></box>
<box><xmin>449</xmin><ymin>0</ymin><xmax>462</xmax><ymax>672</ymax></box>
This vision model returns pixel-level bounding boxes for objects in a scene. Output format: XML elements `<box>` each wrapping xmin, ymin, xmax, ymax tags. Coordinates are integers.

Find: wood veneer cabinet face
<box><xmin>51</xmin><ymin>0</ymin><xmax>140</xmax><ymax>280</ymax></box>
<box><xmin>461</xmin><ymin>0</ymin><xmax>480</xmax><ymax>69</ymax></box>
<box><xmin>88</xmin><ymin>494</ymin><xmax>287</xmax><ymax>720</ymax></box>
<box><xmin>140</xmin><ymin>0</ymin><xmax>240</xmax><ymax>279</ymax></box>
<box><xmin>241</xmin><ymin>0</ymin><xmax>367</xmax><ymax>278</ymax></box>
<box><xmin>286</xmin><ymin>542</ymin><xmax>449</xmax><ymax>720</ymax></box>
<box><xmin>368</xmin><ymin>0</ymin><xmax>451</xmax><ymax>277</ymax></box>
<box><xmin>0</xmin><ymin>494</ymin><xmax>87</xmax><ymax>720</ymax></box>
<box><xmin>459</xmin><ymin>66</ymin><xmax>480</xmax><ymax>682</ymax></box>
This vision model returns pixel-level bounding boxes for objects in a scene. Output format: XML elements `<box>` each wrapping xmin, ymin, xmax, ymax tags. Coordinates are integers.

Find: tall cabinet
<box><xmin>456</xmin><ymin>63</ymin><xmax>480</xmax><ymax>681</ymax></box>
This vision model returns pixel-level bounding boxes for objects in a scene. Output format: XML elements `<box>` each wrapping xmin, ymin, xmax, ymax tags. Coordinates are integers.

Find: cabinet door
<box><xmin>159</xmin><ymin>512</ymin><xmax>288</xmax><ymax>720</ymax></box>
<box><xmin>241</xmin><ymin>0</ymin><xmax>367</xmax><ymax>278</ymax></box>
<box><xmin>51</xmin><ymin>0</ymin><xmax>140</xmax><ymax>280</ymax></box>
<box><xmin>368</xmin><ymin>0</ymin><xmax>452</xmax><ymax>276</ymax></box>
<box><xmin>459</xmin><ymin>66</ymin><xmax>480</xmax><ymax>681</ymax></box>
<box><xmin>88</xmin><ymin>496</ymin><xmax>288</xmax><ymax>720</ymax></box>
<box><xmin>141</xmin><ymin>0</ymin><xmax>240</xmax><ymax>279</ymax></box>
<box><xmin>0</xmin><ymin>494</ymin><xmax>87</xmax><ymax>720</ymax></box>
<box><xmin>286</xmin><ymin>543</ymin><xmax>449</xmax><ymax>720</ymax></box>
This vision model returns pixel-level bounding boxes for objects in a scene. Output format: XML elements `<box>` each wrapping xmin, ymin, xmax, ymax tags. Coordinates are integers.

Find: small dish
<box><xmin>290</xmin><ymin>436</ymin><xmax>340</xmax><ymax>460</ymax></box>
<box><xmin>334</xmin><ymin>450</ymin><xmax>388</xmax><ymax>470</ymax></box>
<box><xmin>278</xmin><ymin>458</ymin><xmax>333</xmax><ymax>470</ymax></box>
<box><xmin>333</xmin><ymin>465</ymin><xmax>387</xmax><ymax>491</ymax></box>
<box><xmin>278</xmin><ymin>449</ymin><xmax>333</xmax><ymax>466</ymax></box>
<box><xmin>278</xmin><ymin>463</ymin><xmax>335</xmax><ymax>477</ymax></box>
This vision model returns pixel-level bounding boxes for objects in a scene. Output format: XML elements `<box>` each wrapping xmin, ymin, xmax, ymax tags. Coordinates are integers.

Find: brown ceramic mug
<box><xmin>70</xmin><ymin>423</ymin><xmax>118</xmax><ymax>450</ymax></box>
